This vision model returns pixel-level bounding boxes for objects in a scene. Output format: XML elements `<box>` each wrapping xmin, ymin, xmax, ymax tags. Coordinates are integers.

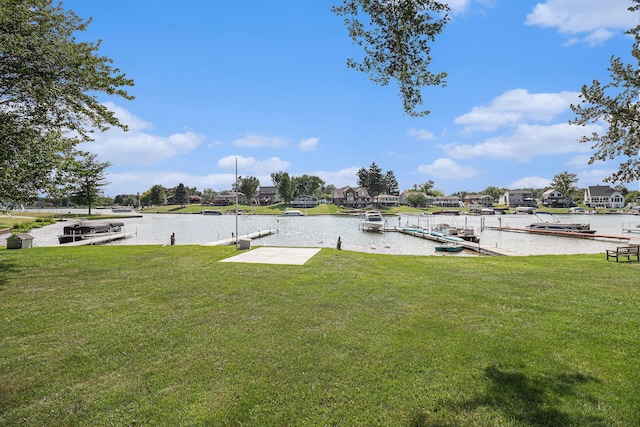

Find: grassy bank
<box><xmin>0</xmin><ymin>246</ymin><xmax>638</xmax><ymax>426</ymax></box>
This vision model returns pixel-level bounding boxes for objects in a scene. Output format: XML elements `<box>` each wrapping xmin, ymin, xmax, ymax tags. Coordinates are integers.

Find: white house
<box><xmin>584</xmin><ymin>186</ymin><xmax>625</xmax><ymax>209</ymax></box>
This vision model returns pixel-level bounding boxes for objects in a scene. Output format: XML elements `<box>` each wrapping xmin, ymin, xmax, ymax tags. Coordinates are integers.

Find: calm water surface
<box><xmin>6</xmin><ymin>209</ymin><xmax>640</xmax><ymax>256</ymax></box>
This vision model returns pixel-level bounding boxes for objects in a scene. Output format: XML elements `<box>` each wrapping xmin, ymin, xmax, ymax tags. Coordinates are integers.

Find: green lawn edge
<box><xmin>1</xmin><ymin>246</ymin><xmax>638</xmax><ymax>426</ymax></box>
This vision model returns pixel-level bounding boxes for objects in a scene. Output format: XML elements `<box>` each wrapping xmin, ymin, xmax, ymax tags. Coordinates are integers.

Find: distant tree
<box><xmin>174</xmin><ymin>183</ymin><xmax>188</xmax><ymax>207</ymax></box>
<box><xmin>293</xmin><ymin>175</ymin><xmax>325</xmax><ymax>197</ymax></box>
<box><xmin>0</xmin><ymin>0</ymin><xmax>134</xmax><ymax>201</ymax></box>
<box><xmin>418</xmin><ymin>180</ymin><xmax>436</xmax><ymax>195</ymax></box>
<box><xmin>570</xmin><ymin>1</ymin><xmax>640</xmax><ymax>183</ymax></box>
<box><xmin>332</xmin><ymin>0</ymin><xmax>448</xmax><ymax>116</ymax></box>
<box><xmin>323</xmin><ymin>184</ymin><xmax>337</xmax><ymax>201</ymax></box>
<box><xmin>482</xmin><ymin>186</ymin><xmax>504</xmax><ymax>201</ymax></box>
<box><xmin>406</xmin><ymin>193</ymin><xmax>427</xmax><ymax>207</ymax></box>
<box><xmin>357</xmin><ymin>162</ymin><xmax>385</xmax><ymax>204</ymax></box>
<box><xmin>148</xmin><ymin>185</ymin><xmax>167</xmax><ymax>206</ymax></box>
<box><xmin>550</xmin><ymin>171</ymin><xmax>579</xmax><ymax>199</ymax></box>
<box><xmin>113</xmin><ymin>194</ymin><xmax>137</xmax><ymax>206</ymax></box>
<box><xmin>239</xmin><ymin>176</ymin><xmax>260</xmax><ymax>205</ymax></box>
<box><xmin>614</xmin><ymin>184</ymin><xmax>629</xmax><ymax>196</ymax></box>
<box><xmin>451</xmin><ymin>190</ymin><xmax>468</xmax><ymax>200</ymax></box>
<box><xmin>383</xmin><ymin>171</ymin><xmax>399</xmax><ymax>195</ymax></box>
<box><xmin>625</xmin><ymin>190</ymin><xmax>640</xmax><ymax>205</ymax></box>
<box><xmin>201</xmin><ymin>188</ymin><xmax>217</xmax><ymax>204</ymax></box>
<box><xmin>68</xmin><ymin>153</ymin><xmax>111</xmax><ymax>215</ymax></box>
<box><xmin>271</xmin><ymin>171</ymin><xmax>295</xmax><ymax>204</ymax></box>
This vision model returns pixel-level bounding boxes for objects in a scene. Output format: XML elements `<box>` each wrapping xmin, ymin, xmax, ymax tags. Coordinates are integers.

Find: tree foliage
<box><xmin>550</xmin><ymin>171</ymin><xmax>579</xmax><ymax>198</ymax></box>
<box><xmin>68</xmin><ymin>152</ymin><xmax>111</xmax><ymax>215</ymax></box>
<box><xmin>173</xmin><ymin>183</ymin><xmax>188</xmax><ymax>206</ymax></box>
<box><xmin>293</xmin><ymin>174</ymin><xmax>326</xmax><ymax>197</ymax></box>
<box><xmin>239</xmin><ymin>176</ymin><xmax>260</xmax><ymax>205</ymax></box>
<box><xmin>0</xmin><ymin>0</ymin><xmax>134</xmax><ymax>201</ymax></box>
<box><xmin>383</xmin><ymin>171</ymin><xmax>399</xmax><ymax>195</ymax></box>
<box><xmin>569</xmin><ymin>1</ymin><xmax>640</xmax><ymax>183</ymax></box>
<box><xmin>357</xmin><ymin>162</ymin><xmax>398</xmax><ymax>203</ymax></box>
<box><xmin>143</xmin><ymin>185</ymin><xmax>167</xmax><ymax>206</ymax></box>
<box><xmin>332</xmin><ymin>0</ymin><xmax>449</xmax><ymax>116</ymax></box>
<box><xmin>406</xmin><ymin>192</ymin><xmax>427</xmax><ymax>207</ymax></box>
<box><xmin>271</xmin><ymin>171</ymin><xmax>295</xmax><ymax>204</ymax></box>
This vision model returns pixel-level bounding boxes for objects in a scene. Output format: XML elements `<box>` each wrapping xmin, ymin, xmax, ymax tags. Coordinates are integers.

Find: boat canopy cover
<box><xmin>63</xmin><ymin>221</ymin><xmax>124</xmax><ymax>234</ymax></box>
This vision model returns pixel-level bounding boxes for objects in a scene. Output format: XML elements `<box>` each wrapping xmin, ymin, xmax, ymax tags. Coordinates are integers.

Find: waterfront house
<box><xmin>290</xmin><ymin>195</ymin><xmax>319</xmax><ymax>208</ymax></box>
<box><xmin>463</xmin><ymin>194</ymin><xmax>494</xmax><ymax>207</ymax></box>
<box><xmin>257</xmin><ymin>186</ymin><xmax>281</xmax><ymax>205</ymax></box>
<box><xmin>499</xmin><ymin>190</ymin><xmax>536</xmax><ymax>208</ymax></box>
<box><xmin>333</xmin><ymin>186</ymin><xmax>371</xmax><ymax>208</ymax></box>
<box><xmin>434</xmin><ymin>195</ymin><xmax>463</xmax><ymax>207</ymax></box>
<box><xmin>541</xmin><ymin>189</ymin><xmax>573</xmax><ymax>208</ymax></box>
<box><xmin>213</xmin><ymin>191</ymin><xmax>246</xmax><ymax>205</ymax></box>
<box><xmin>584</xmin><ymin>185</ymin><xmax>625</xmax><ymax>209</ymax></box>
<box><xmin>377</xmin><ymin>194</ymin><xmax>400</xmax><ymax>206</ymax></box>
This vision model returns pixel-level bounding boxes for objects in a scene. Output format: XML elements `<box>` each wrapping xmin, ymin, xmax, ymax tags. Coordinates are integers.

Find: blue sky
<box><xmin>64</xmin><ymin>0</ymin><xmax>640</xmax><ymax>196</ymax></box>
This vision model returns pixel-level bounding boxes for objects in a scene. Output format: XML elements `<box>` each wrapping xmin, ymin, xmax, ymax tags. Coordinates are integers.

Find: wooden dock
<box><xmin>486</xmin><ymin>226</ymin><xmax>631</xmax><ymax>243</ymax></box>
<box><xmin>202</xmin><ymin>229</ymin><xmax>277</xmax><ymax>246</ymax></box>
<box><xmin>400</xmin><ymin>228</ymin><xmax>519</xmax><ymax>256</ymax></box>
<box><xmin>58</xmin><ymin>231</ymin><xmax>136</xmax><ymax>246</ymax></box>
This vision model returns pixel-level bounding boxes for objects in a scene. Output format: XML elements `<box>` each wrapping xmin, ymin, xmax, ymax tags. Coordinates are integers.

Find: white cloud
<box><xmin>454</xmin><ymin>89</ymin><xmax>580</xmax><ymax>132</ymax></box>
<box><xmin>80</xmin><ymin>103</ymin><xmax>205</xmax><ymax>166</ymax></box>
<box><xmin>216</xmin><ymin>155</ymin><xmax>290</xmax><ymax>175</ymax></box>
<box><xmin>525</xmin><ymin>0</ymin><xmax>635</xmax><ymax>45</ymax></box>
<box><xmin>251</xmin><ymin>157</ymin><xmax>291</xmax><ymax>174</ymax></box>
<box><xmin>408</xmin><ymin>128</ymin><xmax>435</xmax><ymax>140</ymax></box>
<box><xmin>105</xmin><ymin>170</ymin><xmax>237</xmax><ymax>195</ymax></box>
<box><xmin>507</xmin><ymin>176</ymin><xmax>551</xmax><ymax>189</ymax></box>
<box><xmin>417</xmin><ymin>158</ymin><xmax>479</xmax><ymax>180</ymax></box>
<box><xmin>312</xmin><ymin>167</ymin><xmax>361</xmax><ymax>188</ymax></box>
<box><xmin>298</xmin><ymin>137</ymin><xmax>319</xmax><ymax>152</ymax></box>
<box><xmin>448</xmin><ymin>0</ymin><xmax>496</xmax><ymax>16</ymax></box>
<box><xmin>232</xmin><ymin>133</ymin><xmax>287</xmax><ymax>148</ymax></box>
<box><xmin>442</xmin><ymin>122</ymin><xmax>600</xmax><ymax>161</ymax></box>
<box><xmin>217</xmin><ymin>155</ymin><xmax>256</xmax><ymax>170</ymax></box>
<box><xmin>577</xmin><ymin>168</ymin><xmax>618</xmax><ymax>186</ymax></box>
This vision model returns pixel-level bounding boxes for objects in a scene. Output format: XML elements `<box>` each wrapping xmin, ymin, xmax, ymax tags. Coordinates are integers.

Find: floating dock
<box><xmin>202</xmin><ymin>229</ymin><xmax>277</xmax><ymax>246</ymax></box>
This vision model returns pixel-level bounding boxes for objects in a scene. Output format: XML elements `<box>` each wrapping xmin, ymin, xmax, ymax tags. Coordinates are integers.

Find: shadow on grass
<box><xmin>0</xmin><ymin>256</ymin><xmax>19</xmax><ymax>289</ymax></box>
<box><xmin>410</xmin><ymin>365</ymin><xmax>603</xmax><ymax>427</ymax></box>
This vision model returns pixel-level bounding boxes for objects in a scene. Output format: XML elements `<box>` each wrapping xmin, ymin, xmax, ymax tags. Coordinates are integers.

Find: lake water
<box><xmin>5</xmin><ymin>209</ymin><xmax>640</xmax><ymax>256</ymax></box>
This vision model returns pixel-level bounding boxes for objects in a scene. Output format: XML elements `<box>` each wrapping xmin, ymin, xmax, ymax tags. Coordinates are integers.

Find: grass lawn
<box><xmin>0</xmin><ymin>246</ymin><xmax>638</xmax><ymax>426</ymax></box>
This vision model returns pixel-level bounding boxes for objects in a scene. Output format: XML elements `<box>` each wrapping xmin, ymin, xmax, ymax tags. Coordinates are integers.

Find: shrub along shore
<box><xmin>0</xmin><ymin>245</ymin><xmax>638</xmax><ymax>426</ymax></box>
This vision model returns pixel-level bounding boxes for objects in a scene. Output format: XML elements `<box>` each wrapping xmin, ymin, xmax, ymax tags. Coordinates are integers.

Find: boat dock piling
<box><xmin>202</xmin><ymin>229</ymin><xmax>277</xmax><ymax>246</ymax></box>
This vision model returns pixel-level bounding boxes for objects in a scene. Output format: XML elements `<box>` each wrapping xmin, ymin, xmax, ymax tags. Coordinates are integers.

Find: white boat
<box><xmin>361</xmin><ymin>211</ymin><xmax>385</xmax><ymax>231</ymax></box>
<box><xmin>526</xmin><ymin>212</ymin><xmax>596</xmax><ymax>234</ymax></box>
<box><xmin>281</xmin><ymin>210</ymin><xmax>304</xmax><ymax>216</ymax></box>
